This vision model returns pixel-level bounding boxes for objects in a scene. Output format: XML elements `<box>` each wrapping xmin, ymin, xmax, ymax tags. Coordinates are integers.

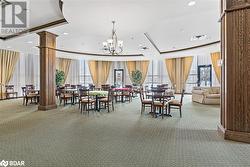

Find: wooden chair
<box><xmin>123</xmin><ymin>90</ymin><xmax>132</xmax><ymax>102</ymax></box>
<box><xmin>59</xmin><ymin>88</ymin><xmax>73</xmax><ymax>106</ymax></box>
<box><xmin>22</xmin><ymin>87</ymin><xmax>39</xmax><ymax>106</ymax></box>
<box><xmin>78</xmin><ymin>88</ymin><xmax>88</xmax><ymax>109</ymax></box>
<box><xmin>152</xmin><ymin>89</ymin><xmax>166</xmax><ymax>118</ymax></box>
<box><xmin>113</xmin><ymin>90</ymin><xmax>122</xmax><ymax>102</ymax></box>
<box><xmin>101</xmin><ymin>84</ymin><xmax>111</xmax><ymax>91</ymax></box>
<box><xmin>5</xmin><ymin>85</ymin><xmax>18</xmax><ymax>99</ymax></box>
<box><xmin>79</xmin><ymin>89</ymin><xmax>96</xmax><ymax>114</ymax></box>
<box><xmin>99</xmin><ymin>89</ymin><xmax>114</xmax><ymax>112</ymax></box>
<box><xmin>139</xmin><ymin>89</ymin><xmax>152</xmax><ymax>115</ymax></box>
<box><xmin>167</xmin><ymin>89</ymin><xmax>185</xmax><ymax>118</ymax></box>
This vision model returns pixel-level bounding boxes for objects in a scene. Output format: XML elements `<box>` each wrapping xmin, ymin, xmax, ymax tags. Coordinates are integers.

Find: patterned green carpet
<box><xmin>0</xmin><ymin>96</ymin><xmax>249</xmax><ymax>167</ymax></box>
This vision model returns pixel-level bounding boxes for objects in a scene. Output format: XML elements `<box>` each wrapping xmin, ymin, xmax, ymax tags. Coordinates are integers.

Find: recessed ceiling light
<box><xmin>188</xmin><ymin>1</ymin><xmax>196</xmax><ymax>6</ymax></box>
<box><xmin>27</xmin><ymin>41</ymin><xmax>33</xmax><ymax>44</ymax></box>
<box><xmin>191</xmin><ymin>34</ymin><xmax>207</xmax><ymax>41</ymax></box>
<box><xmin>63</xmin><ymin>32</ymin><xmax>69</xmax><ymax>35</ymax></box>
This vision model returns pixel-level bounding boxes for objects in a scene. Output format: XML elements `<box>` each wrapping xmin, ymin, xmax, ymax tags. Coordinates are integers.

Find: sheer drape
<box><xmin>165</xmin><ymin>56</ymin><xmax>193</xmax><ymax>93</ymax></box>
<box><xmin>126</xmin><ymin>61</ymin><xmax>150</xmax><ymax>85</ymax></box>
<box><xmin>211</xmin><ymin>52</ymin><xmax>221</xmax><ymax>83</ymax></box>
<box><xmin>0</xmin><ymin>49</ymin><xmax>20</xmax><ymax>99</ymax></box>
<box><xmin>57</xmin><ymin>58</ymin><xmax>72</xmax><ymax>84</ymax></box>
<box><xmin>88</xmin><ymin>61</ymin><xmax>112</xmax><ymax>87</ymax></box>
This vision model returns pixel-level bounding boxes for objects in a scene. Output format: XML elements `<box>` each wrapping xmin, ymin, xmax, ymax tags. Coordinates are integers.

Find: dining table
<box><xmin>112</xmin><ymin>87</ymin><xmax>132</xmax><ymax>103</ymax></box>
<box><xmin>89</xmin><ymin>90</ymin><xmax>108</xmax><ymax>111</ymax></box>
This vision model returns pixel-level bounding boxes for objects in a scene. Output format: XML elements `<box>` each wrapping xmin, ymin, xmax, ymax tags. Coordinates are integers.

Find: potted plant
<box><xmin>131</xmin><ymin>70</ymin><xmax>143</xmax><ymax>86</ymax></box>
<box><xmin>56</xmin><ymin>70</ymin><xmax>65</xmax><ymax>87</ymax></box>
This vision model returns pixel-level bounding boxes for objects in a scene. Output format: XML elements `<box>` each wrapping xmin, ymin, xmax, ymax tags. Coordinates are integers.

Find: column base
<box><xmin>218</xmin><ymin>124</ymin><xmax>250</xmax><ymax>143</ymax></box>
<box><xmin>38</xmin><ymin>104</ymin><xmax>57</xmax><ymax>111</ymax></box>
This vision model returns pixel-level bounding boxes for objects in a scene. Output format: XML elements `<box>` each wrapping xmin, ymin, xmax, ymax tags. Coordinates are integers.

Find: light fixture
<box><xmin>63</xmin><ymin>32</ymin><xmax>69</xmax><ymax>35</ymax></box>
<box><xmin>188</xmin><ymin>1</ymin><xmax>196</xmax><ymax>6</ymax></box>
<box><xmin>139</xmin><ymin>44</ymin><xmax>149</xmax><ymax>51</ymax></box>
<box><xmin>27</xmin><ymin>41</ymin><xmax>33</xmax><ymax>44</ymax></box>
<box><xmin>0</xmin><ymin>0</ymin><xmax>11</xmax><ymax>7</ymax></box>
<box><xmin>217</xmin><ymin>59</ymin><xmax>223</xmax><ymax>67</ymax></box>
<box><xmin>102</xmin><ymin>21</ymin><xmax>123</xmax><ymax>55</ymax></box>
<box><xmin>190</xmin><ymin>35</ymin><xmax>207</xmax><ymax>41</ymax></box>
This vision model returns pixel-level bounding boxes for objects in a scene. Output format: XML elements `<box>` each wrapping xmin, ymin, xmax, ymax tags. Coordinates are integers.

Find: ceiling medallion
<box><xmin>102</xmin><ymin>21</ymin><xmax>123</xmax><ymax>55</ymax></box>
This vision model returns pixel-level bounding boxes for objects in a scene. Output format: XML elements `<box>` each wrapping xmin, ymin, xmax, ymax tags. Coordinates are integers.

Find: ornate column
<box><xmin>38</xmin><ymin>31</ymin><xmax>57</xmax><ymax>111</ymax></box>
<box><xmin>219</xmin><ymin>0</ymin><xmax>250</xmax><ymax>143</ymax></box>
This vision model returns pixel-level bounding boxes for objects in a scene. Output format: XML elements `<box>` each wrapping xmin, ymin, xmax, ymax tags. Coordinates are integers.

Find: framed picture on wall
<box><xmin>114</xmin><ymin>69</ymin><xmax>124</xmax><ymax>87</ymax></box>
<box><xmin>198</xmin><ymin>65</ymin><xmax>212</xmax><ymax>87</ymax></box>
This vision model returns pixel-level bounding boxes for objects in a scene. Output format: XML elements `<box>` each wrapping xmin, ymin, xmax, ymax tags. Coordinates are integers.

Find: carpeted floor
<box><xmin>0</xmin><ymin>96</ymin><xmax>250</xmax><ymax>167</ymax></box>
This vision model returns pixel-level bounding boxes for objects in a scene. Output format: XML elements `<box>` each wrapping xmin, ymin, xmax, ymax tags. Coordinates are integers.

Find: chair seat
<box><xmin>142</xmin><ymin>99</ymin><xmax>152</xmax><ymax>104</ymax></box>
<box><xmin>26</xmin><ymin>94</ymin><xmax>38</xmax><ymax>97</ymax></box>
<box><xmin>153</xmin><ymin>101</ymin><xmax>164</xmax><ymax>107</ymax></box>
<box><xmin>81</xmin><ymin>99</ymin><xmax>95</xmax><ymax>103</ymax></box>
<box><xmin>99</xmin><ymin>98</ymin><xmax>109</xmax><ymax>102</ymax></box>
<box><xmin>169</xmin><ymin>99</ymin><xmax>181</xmax><ymax>106</ymax></box>
<box><xmin>61</xmin><ymin>94</ymin><xmax>72</xmax><ymax>98</ymax></box>
<box><xmin>6</xmin><ymin>92</ymin><xmax>17</xmax><ymax>94</ymax></box>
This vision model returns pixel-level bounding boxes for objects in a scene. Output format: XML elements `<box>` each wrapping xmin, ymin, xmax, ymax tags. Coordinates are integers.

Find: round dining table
<box><xmin>89</xmin><ymin>91</ymin><xmax>108</xmax><ymax>111</ymax></box>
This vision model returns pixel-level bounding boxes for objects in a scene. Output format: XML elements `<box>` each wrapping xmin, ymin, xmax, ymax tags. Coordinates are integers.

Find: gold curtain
<box><xmin>57</xmin><ymin>58</ymin><xmax>72</xmax><ymax>83</ymax></box>
<box><xmin>88</xmin><ymin>61</ymin><xmax>112</xmax><ymax>87</ymax></box>
<box><xmin>0</xmin><ymin>49</ymin><xmax>20</xmax><ymax>99</ymax></box>
<box><xmin>211</xmin><ymin>52</ymin><xmax>221</xmax><ymax>83</ymax></box>
<box><xmin>126</xmin><ymin>61</ymin><xmax>150</xmax><ymax>85</ymax></box>
<box><xmin>165</xmin><ymin>59</ymin><xmax>176</xmax><ymax>87</ymax></box>
<box><xmin>165</xmin><ymin>56</ymin><xmax>193</xmax><ymax>93</ymax></box>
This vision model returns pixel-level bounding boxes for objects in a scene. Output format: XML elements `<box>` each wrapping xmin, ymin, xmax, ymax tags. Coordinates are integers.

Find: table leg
<box><xmin>122</xmin><ymin>90</ymin><xmax>124</xmax><ymax>103</ymax></box>
<box><xmin>95</xmin><ymin>95</ymin><xmax>99</xmax><ymax>112</ymax></box>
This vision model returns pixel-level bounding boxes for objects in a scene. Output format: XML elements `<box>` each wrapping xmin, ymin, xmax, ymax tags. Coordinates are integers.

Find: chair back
<box><xmin>79</xmin><ymin>88</ymin><xmax>89</xmax><ymax>99</ymax></box>
<box><xmin>26</xmin><ymin>85</ymin><xmax>35</xmax><ymax>90</ymax></box>
<box><xmin>125</xmin><ymin>85</ymin><xmax>133</xmax><ymax>89</ymax></box>
<box><xmin>89</xmin><ymin>84</ymin><xmax>95</xmax><ymax>91</ymax></box>
<box><xmin>139</xmin><ymin>89</ymin><xmax>145</xmax><ymax>102</ymax></box>
<box><xmin>21</xmin><ymin>87</ymin><xmax>26</xmax><ymax>96</ymax></box>
<box><xmin>5</xmin><ymin>85</ymin><xmax>14</xmax><ymax>93</ymax></box>
<box><xmin>180</xmin><ymin>89</ymin><xmax>185</xmax><ymax>104</ymax></box>
<box><xmin>101</xmin><ymin>84</ymin><xmax>111</xmax><ymax>91</ymax></box>
<box><xmin>65</xmin><ymin>84</ymin><xmax>71</xmax><ymax>88</ymax></box>
<box><xmin>107</xmin><ymin>89</ymin><xmax>114</xmax><ymax>102</ymax></box>
<box><xmin>152</xmin><ymin>89</ymin><xmax>165</xmax><ymax>104</ymax></box>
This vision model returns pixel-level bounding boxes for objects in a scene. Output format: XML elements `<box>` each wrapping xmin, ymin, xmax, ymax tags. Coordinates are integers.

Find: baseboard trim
<box><xmin>218</xmin><ymin>124</ymin><xmax>250</xmax><ymax>143</ymax></box>
<box><xmin>38</xmin><ymin>104</ymin><xmax>57</xmax><ymax>111</ymax></box>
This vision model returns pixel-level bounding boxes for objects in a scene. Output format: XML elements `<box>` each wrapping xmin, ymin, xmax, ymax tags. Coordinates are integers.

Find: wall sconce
<box><xmin>217</xmin><ymin>59</ymin><xmax>223</xmax><ymax>67</ymax></box>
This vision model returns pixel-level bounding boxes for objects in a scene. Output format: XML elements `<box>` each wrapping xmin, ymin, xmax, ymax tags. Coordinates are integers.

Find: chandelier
<box><xmin>102</xmin><ymin>21</ymin><xmax>123</xmax><ymax>55</ymax></box>
<box><xmin>0</xmin><ymin>0</ymin><xmax>11</xmax><ymax>6</ymax></box>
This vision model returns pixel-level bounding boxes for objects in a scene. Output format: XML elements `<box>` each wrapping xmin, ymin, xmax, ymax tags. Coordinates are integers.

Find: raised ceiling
<box><xmin>0</xmin><ymin>0</ymin><xmax>221</xmax><ymax>60</ymax></box>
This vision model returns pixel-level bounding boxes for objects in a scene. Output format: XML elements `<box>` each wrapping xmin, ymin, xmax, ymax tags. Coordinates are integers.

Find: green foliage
<box><xmin>56</xmin><ymin>70</ymin><xmax>65</xmax><ymax>86</ymax></box>
<box><xmin>131</xmin><ymin>70</ymin><xmax>142</xmax><ymax>85</ymax></box>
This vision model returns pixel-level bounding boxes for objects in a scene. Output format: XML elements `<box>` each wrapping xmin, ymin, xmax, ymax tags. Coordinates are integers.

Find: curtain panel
<box><xmin>211</xmin><ymin>52</ymin><xmax>221</xmax><ymax>83</ymax></box>
<box><xmin>126</xmin><ymin>61</ymin><xmax>150</xmax><ymax>85</ymax></box>
<box><xmin>88</xmin><ymin>61</ymin><xmax>112</xmax><ymax>87</ymax></box>
<box><xmin>0</xmin><ymin>49</ymin><xmax>20</xmax><ymax>99</ymax></box>
<box><xmin>57</xmin><ymin>58</ymin><xmax>72</xmax><ymax>84</ymax></box>
<box><xmin>165</xmin><ymin>56</ymin><xmax>193</xmax><ymax>93</ymax></box>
